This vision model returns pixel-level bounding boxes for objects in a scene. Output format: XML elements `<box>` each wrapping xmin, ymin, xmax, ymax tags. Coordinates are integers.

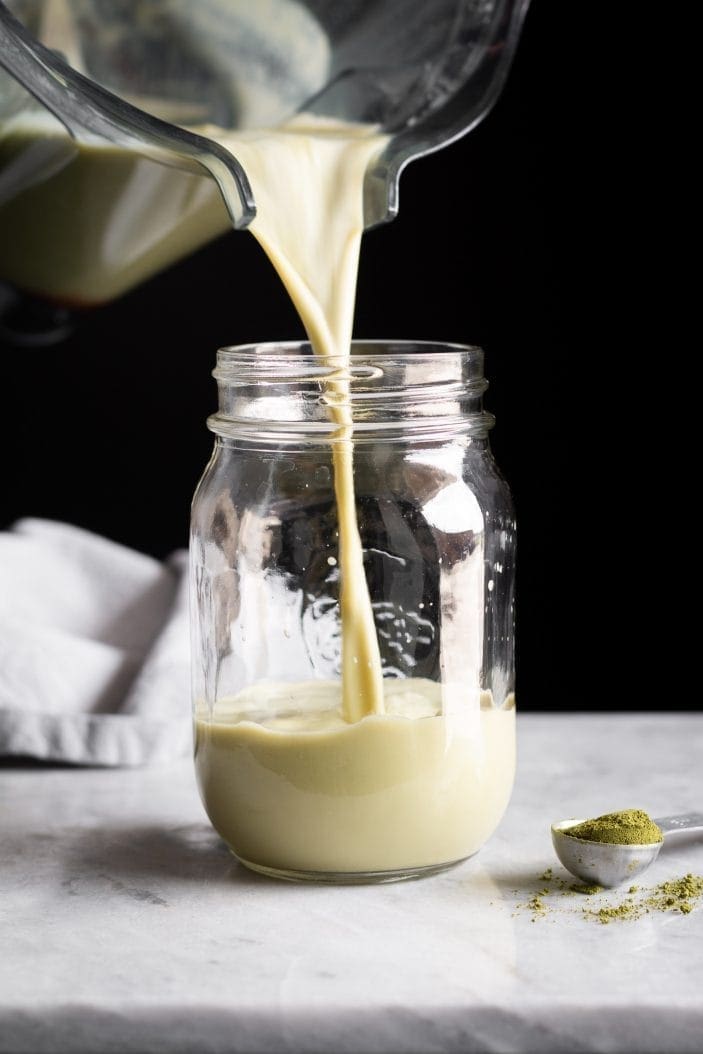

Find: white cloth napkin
<box><xmin>0</xmin><ymin>519</ymin><xmax>192</xmax><ymax>766</ymax></box>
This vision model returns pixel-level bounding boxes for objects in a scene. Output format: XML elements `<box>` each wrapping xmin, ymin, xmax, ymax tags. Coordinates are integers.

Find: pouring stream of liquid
<box><xmin>209</xmin><ymin>117</ymin><xmax>390</xmax><ymax>721</ymax></box>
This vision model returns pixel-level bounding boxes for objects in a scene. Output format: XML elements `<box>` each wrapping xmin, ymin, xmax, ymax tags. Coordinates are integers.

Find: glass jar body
<box><xmin>190</xmin><ymin>342</ymin><xmax>516</xmax><ymax>882</ymax></box>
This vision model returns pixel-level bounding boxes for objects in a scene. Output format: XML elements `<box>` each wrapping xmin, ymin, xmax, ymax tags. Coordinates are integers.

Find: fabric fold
<box><xmin>0</xmin><ymin>519</ymin><xmax>192</xmax><ymax>766</ymax></box>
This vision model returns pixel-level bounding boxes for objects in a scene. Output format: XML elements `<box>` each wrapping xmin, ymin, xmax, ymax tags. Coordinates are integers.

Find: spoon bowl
<box><xmin>551</xmin><ymin>819</ymin><xmax>662</xmax><ymax>888</ymax></box>
<box><xmin>551</xmin><ymin>812</ymin><xmax>703</xmax><ymax>888</ymax></box>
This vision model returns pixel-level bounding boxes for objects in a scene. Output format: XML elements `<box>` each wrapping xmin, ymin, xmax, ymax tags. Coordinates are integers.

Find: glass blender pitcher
<box><xmin>0</xmin><ymin>0</ymin><xmax>529</xmax><ymax>311</ymax></box>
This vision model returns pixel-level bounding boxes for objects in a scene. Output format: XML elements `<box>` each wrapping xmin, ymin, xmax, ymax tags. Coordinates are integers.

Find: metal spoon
<box><xmin>551</xmin><ymin>813</ymin><xmax>703</xmax><ymax>888</ymax></box>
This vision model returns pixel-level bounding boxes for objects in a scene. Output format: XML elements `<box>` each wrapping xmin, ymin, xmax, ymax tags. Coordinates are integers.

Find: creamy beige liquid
<box><xmin>214</xmin><ymin>116</ymin><xmax>388</xmax><ymax>720</ymax></box>
<box><xmin>196</xmin><ymin>681</ymin><xmax>516</xmax><ymax>874</ymax></box>
<box><xmin>0</xmin><ymin>116</ymin><xmax>233</xmax><ymax>304</ymax></box>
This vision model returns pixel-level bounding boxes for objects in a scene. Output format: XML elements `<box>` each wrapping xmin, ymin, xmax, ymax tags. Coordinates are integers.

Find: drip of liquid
<box><xmin>211</xmin><ymin>116</ymin><xmax>390</xmax><ymax>722</ymax></box>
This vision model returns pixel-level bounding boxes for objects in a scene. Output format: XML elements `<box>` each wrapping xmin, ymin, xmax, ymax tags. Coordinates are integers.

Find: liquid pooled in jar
<box><xmin>196</xmin><ymin>681</ymin><xmax>516</xmax><ymax>874</ymax></box>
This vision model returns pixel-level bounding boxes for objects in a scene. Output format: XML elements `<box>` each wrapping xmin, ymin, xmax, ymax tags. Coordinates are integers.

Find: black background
<box><xmin>0</xmin><ymin>2</ymin><xmax>669</xmax><ymax>713</ymax></box>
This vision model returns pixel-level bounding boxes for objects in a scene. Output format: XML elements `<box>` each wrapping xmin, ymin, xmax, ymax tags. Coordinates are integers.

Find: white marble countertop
<box><xmin>1</xmin><ymin>713</ymin><xmax>702</xmax><ymax>1054</ymax></box>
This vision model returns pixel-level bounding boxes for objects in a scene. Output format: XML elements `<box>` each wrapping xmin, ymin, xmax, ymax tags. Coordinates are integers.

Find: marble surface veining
<box><xmin>1</xmin><ymin>713</ymin><xmax>702</xmax><ymax>1053</ymax></box>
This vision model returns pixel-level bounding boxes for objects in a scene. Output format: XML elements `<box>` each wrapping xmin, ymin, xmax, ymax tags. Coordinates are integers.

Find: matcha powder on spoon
<box><xmin>567</xmin><ymin>809</ymin><xmax>663</xmax><ymax>845</ymax></box>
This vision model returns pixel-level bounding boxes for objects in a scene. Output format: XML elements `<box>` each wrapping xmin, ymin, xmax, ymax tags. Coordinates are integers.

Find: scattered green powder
<box><xmin>586</xmin><ymin>876</ymin><xmax>703</xmax><ymax>925</ymax></box>
<box><xmin>592</xmin><ymin>902</ymin><xmax>639</xmax><ymax>924</ymax></box>
<box><xmin>565</xmin><ymin>808</ymin><xmax>663</xmax><ymax>845</ymax></box>
<box><xmin>650</xmin><ymin>874</ymin><xmax>703</xmax><ymax>911</ymax></box>
<box><xmin>526</xmin><ymin>893</ymin><xmax>548</xmax><ymax>919</ymax></box>
<box><xmin>516</xmin><ymin>871</ymin><xmax>703</xmax><ymax>923</ymax></box>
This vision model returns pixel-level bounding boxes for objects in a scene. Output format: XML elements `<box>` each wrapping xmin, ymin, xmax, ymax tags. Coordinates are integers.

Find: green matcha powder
<box><xmin>566</xmin><ymin>808</ymin><xmax>663</xmax><ymax>845</ymax></box>
<box><xmin>518</xmin><ymin>872</ymin><xmax>703</xmax><ymax>924</ymax></box>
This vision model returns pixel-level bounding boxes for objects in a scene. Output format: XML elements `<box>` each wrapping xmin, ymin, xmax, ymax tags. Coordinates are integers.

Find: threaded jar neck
<box><xmin>208</xmin><ymin>340</ymin><xmax>495</xmax><ymax>442</ymax></box>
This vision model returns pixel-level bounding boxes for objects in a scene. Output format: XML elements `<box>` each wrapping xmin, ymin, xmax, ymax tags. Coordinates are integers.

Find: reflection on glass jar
<box><xmin>190</xmin><ymin>341</ymin><xmax>516</xmax><ymax>882</ymax></box>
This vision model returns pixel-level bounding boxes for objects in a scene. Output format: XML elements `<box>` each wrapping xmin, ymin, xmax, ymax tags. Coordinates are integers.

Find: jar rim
<box><xmin>209</xmin><ymin>339</ymin><xmax>493</xmax><ymax>443</ymax></box>
<box><xmin>216</xmin><ymin>339</ymin><xmax>484</xmax><ymax>364</ymax></box>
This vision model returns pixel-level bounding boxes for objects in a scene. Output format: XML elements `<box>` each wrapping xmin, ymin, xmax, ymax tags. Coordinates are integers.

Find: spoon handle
<box><xmin>654</xmin><ymin>812</ymin><xmax>703</xmax><ymax>835</ymax></box>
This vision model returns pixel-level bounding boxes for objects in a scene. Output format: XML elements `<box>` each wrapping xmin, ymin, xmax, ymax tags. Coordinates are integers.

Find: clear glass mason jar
<box><xmin>190</xmin><ymin>341</ymin><xmax>516</xmax><ymax>883</ymax></box>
